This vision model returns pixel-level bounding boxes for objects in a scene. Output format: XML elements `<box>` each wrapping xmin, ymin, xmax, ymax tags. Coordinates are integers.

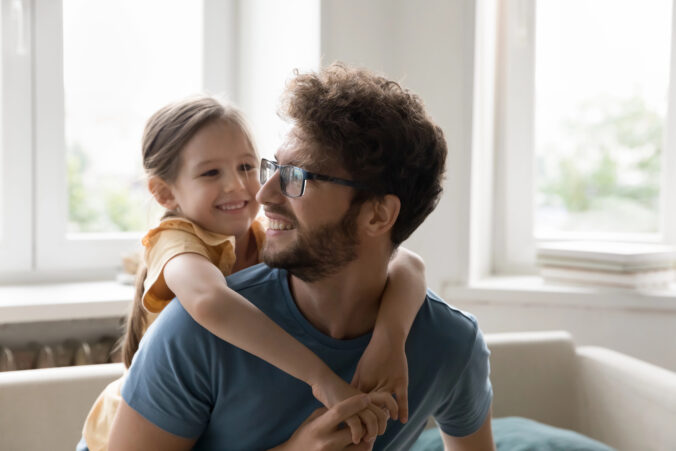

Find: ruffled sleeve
<box><xmin>141</xmin><ymin>218</ymin><xmax>236</xmax><ymax>314</ymax></box>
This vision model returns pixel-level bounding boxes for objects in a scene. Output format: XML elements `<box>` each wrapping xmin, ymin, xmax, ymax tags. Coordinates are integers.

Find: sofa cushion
<box><xmin>411</xmin><ymin>417</ymin><xmax>615</xmax><ymax>451</ymax></box>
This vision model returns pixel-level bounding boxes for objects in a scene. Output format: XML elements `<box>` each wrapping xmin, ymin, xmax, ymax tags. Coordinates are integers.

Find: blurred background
<box><xmin>0</xmin><ymin>0</ymin><xmax>674</xmax><ymax>373</ymax></box>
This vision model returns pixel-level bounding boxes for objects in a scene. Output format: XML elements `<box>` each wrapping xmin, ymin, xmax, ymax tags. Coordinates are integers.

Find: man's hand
<box><xmin>351</xmin><ymin>330</ymin><xmax>409</xmax><ymax>423</ymax></box>
<box><xmin>313</xmin><ymin>372</ymin><xmax>398</xmax><ymax>443</ymax></box>
<box><xmin>271</xmin><ymin>394</ymin><xmax>390</xmax><ymax>451</ymax></box>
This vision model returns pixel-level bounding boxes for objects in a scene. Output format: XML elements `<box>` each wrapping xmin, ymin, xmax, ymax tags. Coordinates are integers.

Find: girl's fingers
<box><xmin>395</xmin><ymin>386</ymin><xmax>409</xmax><ymax>424</ymax></box>
<box><xmin>322</xmin><ymin>394</ymin><xmax>370</xmax><ymax>431</ymax></box>
<box><xmin>328</xmin><ymin>425</ymin><xmax>363</xmax><ymax>449</ymax></box>
<box><xmin>367</xmin><ymin>391</ymin><xmax>398</xmax><ymax>421</ymax></box>
<box><xmin>365</xmin><ymin>403</ymin><xmax>389</xmax><ymax>436</ymax></box>
<box><xmin>357</xmin><ymin>408</ymin><xmax>378</xmax><ymax>441</ymax></box>
<box><xmin>344</xmin><ymin>414</ymin><xmax>364</xmax><ymax>445</ymax></box>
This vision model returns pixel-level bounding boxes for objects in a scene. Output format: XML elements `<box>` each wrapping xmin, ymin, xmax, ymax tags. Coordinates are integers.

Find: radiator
<box><xmin>0</xmin><ymin>336</ymin><xmax>120</xmax><ymax>371</ymax></box>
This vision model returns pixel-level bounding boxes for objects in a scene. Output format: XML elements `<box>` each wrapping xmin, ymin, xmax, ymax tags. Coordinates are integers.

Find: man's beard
<box><xmin>262</xmin><ymin>203</ymin><xmax>360</xmax><ymax>282</ymax></box>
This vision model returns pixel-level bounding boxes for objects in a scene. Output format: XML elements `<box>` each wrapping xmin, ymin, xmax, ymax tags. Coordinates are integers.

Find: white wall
<box><xmin>237</xmin><ymin>0</ymin><xmax>320</xmax><ymax>160</ymax></box>
<box><xmin>451</xmin><ymin>295</ymin><xmax>676</xmax><ymax>373</ymax></box>
<box><xmin>321</xmin><ymin>0</ymin><xmax>477</xmax><ymax>292</ymax></box>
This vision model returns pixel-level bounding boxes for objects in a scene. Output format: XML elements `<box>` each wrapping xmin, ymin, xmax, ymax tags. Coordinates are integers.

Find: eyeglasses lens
<box><xmin>262</xmin><ymin>161</ymin><xmax>278</xmax><ymax>185</ymax></box>
<box><xmin>260</xmin><ymin>160</ymin><xmax>305</xmax><ymax>198</ymax></box>
<box><xmin>285</xmin><ymin>167</ymin><xmax>304</xmax><ymax>197</ymax></box>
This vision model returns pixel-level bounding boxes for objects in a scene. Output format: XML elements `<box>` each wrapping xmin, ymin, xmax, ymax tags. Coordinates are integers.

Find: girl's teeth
<box><xmin>269</xmin><ymin>219</ymin><xmax>294</xmax><ymax>230</ymax></box>
<box><xmin>220</xmin><ymin>201</ymin><xmax>246</xmax><ymax>211</ymax></box>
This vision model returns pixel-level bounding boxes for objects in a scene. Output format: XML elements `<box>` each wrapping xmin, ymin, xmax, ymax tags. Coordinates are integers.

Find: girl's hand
<box><xmin>351</xmin><ymin>330</ymin><xmax>409</xmax><ymax>424</ymax></box>
<box><xmin>270</xmin><ymin>394</ymin><xmax>394</xmax><ymax>451</ymax></box>
<box><xmin>312</xmin><ymin>375</ymin><xmax>398</xmax><ymax>444</ymax></box>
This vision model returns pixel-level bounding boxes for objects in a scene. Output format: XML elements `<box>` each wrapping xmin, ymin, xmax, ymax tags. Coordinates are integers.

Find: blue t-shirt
<box><xmin>122</xmin><ymin>264</ymin><xmax>493</xmax><ymax>450</ymax></box>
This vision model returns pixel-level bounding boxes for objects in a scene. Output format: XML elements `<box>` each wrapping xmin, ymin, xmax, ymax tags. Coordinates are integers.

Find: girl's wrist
<box><xmin>372</xmin><ymin>324</ymin><xmax>407</xmax><ymax>348</ymax></box>
<box><xmin>308</xmin><ymin>365</ymin><xmax>338</xmax><ymax>403</ymax></box>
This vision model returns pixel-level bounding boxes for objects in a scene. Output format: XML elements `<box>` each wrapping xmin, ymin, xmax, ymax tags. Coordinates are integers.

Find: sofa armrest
<box><xmin>0</xmin><ymin>363</ymin><xmax>124</xmax><ymax>451</ymax></box>
<box><xmin>575</xmin><ymin>346</ymin><xmax>676</xmax><ymax>451</ymax></box>
<box><xmin>485</xmin><ymin>331</ymin><xmax>578</xmax><ymax>430</ymax></box>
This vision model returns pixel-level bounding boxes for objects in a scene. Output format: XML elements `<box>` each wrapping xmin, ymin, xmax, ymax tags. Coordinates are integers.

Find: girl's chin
<box><xmin>216</xmin><ymin>219</ymin><xmax>255</xmax><ymax>238</ymax></box>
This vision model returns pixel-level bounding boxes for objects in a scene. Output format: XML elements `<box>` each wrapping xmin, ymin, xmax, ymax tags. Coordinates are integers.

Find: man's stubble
<box><xmin>262</xmin><ymin>202</ymin><xmax>361</xmax><ymax>282</ymax></box>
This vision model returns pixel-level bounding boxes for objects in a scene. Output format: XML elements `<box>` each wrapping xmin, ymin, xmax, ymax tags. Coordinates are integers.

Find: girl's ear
<box><xmin>360</xmin><ymin>194</ymin><xmax>401</xmax><ymax>238</ymax></box>
<box><xmin>148</xmin><ymin>176</ymin><xmax>178</xmax><ymax>210</ymax></box>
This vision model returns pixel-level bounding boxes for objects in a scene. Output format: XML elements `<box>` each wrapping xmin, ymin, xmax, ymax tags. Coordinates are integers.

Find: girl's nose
<box><xmin>223</xmin><ymin>170</ymin><xmax>247</xmax><ymax>193</ymax></box>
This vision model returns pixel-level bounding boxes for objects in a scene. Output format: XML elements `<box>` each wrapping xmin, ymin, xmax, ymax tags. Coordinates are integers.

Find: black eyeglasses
<box><xmin>260</xmin><ymin>158</ymin><xmax>367</xmax><ymax>198</ymax></box>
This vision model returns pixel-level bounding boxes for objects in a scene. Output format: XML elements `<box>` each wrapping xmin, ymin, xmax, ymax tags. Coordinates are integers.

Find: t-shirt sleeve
<box><xmin>121</xmin><ymin>301</ymin><xmax>215</xmax><ymax>438</ymax></box>
<box><xmin>434</xmin><ymin>327</ymin><xmax>493</xmax><ymax>436</ymax></box>
<box><xmin>143</xmin><ymin>228</ymin><xmax>211</xmax><ymax>313</ymax></box>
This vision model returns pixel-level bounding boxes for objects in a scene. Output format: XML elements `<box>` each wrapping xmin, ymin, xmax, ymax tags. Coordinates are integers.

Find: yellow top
<box><xmin>82</xmin><ymin>216</ymin><xmax>266</xmax><ymax>451</ymax></box>
<box><xmin>142</xmin><ymin>216</ymin><xmax>239</xmax><ymax>313</ymax></box>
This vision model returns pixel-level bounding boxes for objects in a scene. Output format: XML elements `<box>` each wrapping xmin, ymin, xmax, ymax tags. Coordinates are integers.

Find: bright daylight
<box><xmin>0</xmin><ymin>1</ymin><xmax>675</xmax><ymax>450</ymax></box>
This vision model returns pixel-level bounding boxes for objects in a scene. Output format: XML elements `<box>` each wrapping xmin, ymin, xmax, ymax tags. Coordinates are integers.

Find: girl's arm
<box><xmin>163</xmin><ymin>252</ymin><xmax>396</xmax><ymax>444</ymax></box>
<box><xmin>351</xmin><ymin>247</ymin><xmax>426</xmax><ymax>424</ymax></box>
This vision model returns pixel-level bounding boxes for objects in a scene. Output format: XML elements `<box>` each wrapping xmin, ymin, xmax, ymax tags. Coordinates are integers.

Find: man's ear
<box><xmin>148</xmin><ymin>176</ymin><xmax>178</xmax><ymax>210</ymax></box>
<box><xmin>360</xmin><ymin>194</ymin><xmax>401</xmax><ymax>237</ymax></box>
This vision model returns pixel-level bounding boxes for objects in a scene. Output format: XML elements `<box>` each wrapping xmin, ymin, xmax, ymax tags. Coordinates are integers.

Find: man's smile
<box><xmin>268</xmin><ymin>219</ymin><xmax>294</xmax><ymax>231</ymax></box>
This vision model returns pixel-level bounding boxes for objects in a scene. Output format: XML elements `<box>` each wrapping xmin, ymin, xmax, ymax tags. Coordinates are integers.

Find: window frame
<box><xmin>1</xmin><ymin>0</ymin><xmax>237</xmax><ymax>281</ymax></box>
<box><xmin>493</xmin><ymin>0</ymin><xmax>676</xmax><ymax>275</ymax></box>
<box><xmin>0</xmin><ymin>0</ymin><xmax>33</xmax><ymax>276</ymax></box>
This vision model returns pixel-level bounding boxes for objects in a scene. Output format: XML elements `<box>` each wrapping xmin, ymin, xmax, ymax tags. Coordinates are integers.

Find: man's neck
<box><xmin>288</xmin><ymin>251</ymin><xmax>389</xmax><ymax>340</ymax></box>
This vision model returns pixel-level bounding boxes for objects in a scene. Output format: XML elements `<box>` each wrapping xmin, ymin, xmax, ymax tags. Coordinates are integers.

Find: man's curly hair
<box><xmin>280</xmin><ymin>62</ymin><xmax>447</xmax><ymax>247</ymax></box>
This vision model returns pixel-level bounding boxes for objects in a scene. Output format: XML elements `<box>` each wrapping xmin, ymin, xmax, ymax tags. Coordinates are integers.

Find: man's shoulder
<box><xmin>408</xmin><ymin>291</ymin><xmax>490</xmax><ymax>402</ymax></box>
<box><xmin>410</xmin><ymin>290</ymin><xmax>481</xmax><ymax>358</ymax></box>
<box><xmin>226</xmin><ymin>263</ymin><xmax>283</xmax><ymax>292</ymax></box>
<box><xmin>420</xmin><ymin>290</ymin><xmax>479</xmax><ymax>335</ymax></box>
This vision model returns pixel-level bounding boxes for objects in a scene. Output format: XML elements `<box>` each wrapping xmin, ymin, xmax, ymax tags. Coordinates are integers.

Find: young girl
<box><xmin>81</xmin><ymin>96</ymin><xmax>426</xmax><ymax>450</ymax></box>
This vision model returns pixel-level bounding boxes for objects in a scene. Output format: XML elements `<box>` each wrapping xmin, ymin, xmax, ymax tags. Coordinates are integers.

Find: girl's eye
<box><xmin>201</xmin><ymin>169</ymin><xmax>219</xmax><ymax>177</ymax></box>
<box><xmin>239</xmin><ymin>163</ymin><xmax>256</xmax><ymax>171</ymax></box>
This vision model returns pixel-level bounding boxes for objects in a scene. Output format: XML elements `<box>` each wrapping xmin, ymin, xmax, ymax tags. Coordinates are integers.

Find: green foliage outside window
<box><xmin>67</xmin><ymin>143</ymin><xmax>150</xmax><ymax>233</ymax></box>
<box><xmin>538</xmin><ymin>95</ymin><xmax>662</xmax><ymax>233</ymax></box>
<box><xmin>67</xmin><ymin>143</ymin><xmax>99</xmax><ymax>231</ymax></box>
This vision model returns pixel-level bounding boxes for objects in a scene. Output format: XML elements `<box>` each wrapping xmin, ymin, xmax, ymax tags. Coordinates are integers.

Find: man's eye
<box><xmin>201</xmin><ymin>169</ymin><xmax>219</xmax><ymax>177</ymax></box>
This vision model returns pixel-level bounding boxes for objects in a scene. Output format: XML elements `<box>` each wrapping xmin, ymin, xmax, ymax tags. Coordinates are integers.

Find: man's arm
<box><xmin>441</xmin><ymin>409</ymin><xmax>494</xmax><ymax>451</ymax></box>
<box><xmin>109</xmin><ymin>400</ymin><xmax>196</xmax><ymax>451</ymax></box>
<box><xmin>433</xmin><ymin>325</ymin><xmax>493</xmax><ymax>448</ymax></box>
<box><xmin>114</xmin><ymin>302</ymin><xmax>218</xmax><ymax>446</ymax></box>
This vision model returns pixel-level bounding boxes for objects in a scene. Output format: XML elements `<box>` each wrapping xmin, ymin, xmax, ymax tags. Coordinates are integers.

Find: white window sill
<box><xmin>0</xmin><ymin>281</ymin><xmax>133</xmax><ymax>324</ymax></box>
<box><xmin>3</xmin><ymin>275</ymin><xmax>676</xmax><ymax>325</ymax></box>
<box><xmin>443</xmin><ymin>276</ymin><xmax>676</xmax><ymax>313</ymax></box>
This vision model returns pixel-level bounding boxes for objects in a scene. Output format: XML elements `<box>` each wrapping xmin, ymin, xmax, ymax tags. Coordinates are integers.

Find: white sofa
<box><xmin>1</xmin><ymin>331</ymin><xmax>674</xmax><ymax>451</ymax></box>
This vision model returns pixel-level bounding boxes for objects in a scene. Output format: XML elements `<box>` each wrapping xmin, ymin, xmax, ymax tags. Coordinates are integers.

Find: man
<box><xmin>109</xmin><ymin>63</ymin><xmax>494</xmax><ymax>450</ymax></box>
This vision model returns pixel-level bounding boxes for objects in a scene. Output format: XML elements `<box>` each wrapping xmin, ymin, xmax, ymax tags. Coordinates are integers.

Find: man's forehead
<box><xmin>275</xmin><ymin>129</ymin><xmax>333</xmax><ymax>172</ymax></box>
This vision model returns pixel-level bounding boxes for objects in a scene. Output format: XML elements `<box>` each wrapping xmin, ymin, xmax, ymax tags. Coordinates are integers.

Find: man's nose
<box><xmin>256</xmin><ymin>169</ymin><xmax>284</xmax><ymax>204</ymax></box>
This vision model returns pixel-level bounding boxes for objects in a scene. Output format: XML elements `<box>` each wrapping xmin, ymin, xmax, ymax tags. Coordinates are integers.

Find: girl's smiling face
<box><xmin>164</xmin><ymin>120</ymin><xmax>261</xmax><ymax>239</ymax></box>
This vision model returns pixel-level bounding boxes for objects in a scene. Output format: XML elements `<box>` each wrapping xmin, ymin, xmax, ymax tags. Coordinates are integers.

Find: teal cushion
<box><xmin>410</xmin><ymin>427</ymin><xmax>444</xmax><ymax>451</ymax></box>
<box><xmin>410</xmin><ymin>417</ymin><xmax>615</xmax><ymax>451</ymax></box>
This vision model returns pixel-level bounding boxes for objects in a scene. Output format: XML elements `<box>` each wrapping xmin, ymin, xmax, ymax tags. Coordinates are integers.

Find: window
<box><xmin>494</xmin><ymin>0</ymin><xmax>676</xmax><ymax>273</ymax></box>
<box><xmin>33</xmin><ymin>0</ymin><xmax>219</xmax><ymax>277</ymax></box>
<box><xmin>63</xmin><ymin>0</ymin><xmax>204</xmax><ymax>235</ymax></box>
<box><xmin>0</xmin><ymin>0</ymin><xmax>319</xmax><ymax>283</ymax></box>
<box><xmin>0</xmin><ymin>0</ymin><xmax>33</xmax><ymax>276</ymax></box>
